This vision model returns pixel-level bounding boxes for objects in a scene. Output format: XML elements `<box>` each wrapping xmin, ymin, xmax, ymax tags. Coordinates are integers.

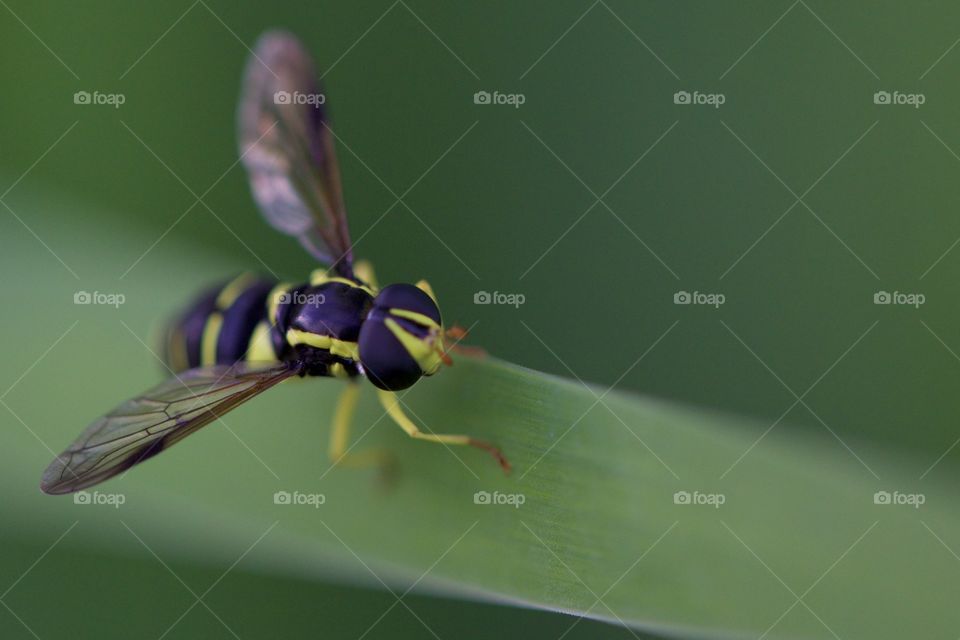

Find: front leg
<box><xmin>376</xmin><ymin>389</ymin><xmax>510</xmax><ymax>472</ymax></box>
<box><xmin>414</xmin><ymin>279</ymin><xmax>487</xmax><ymax>359</ymax></box>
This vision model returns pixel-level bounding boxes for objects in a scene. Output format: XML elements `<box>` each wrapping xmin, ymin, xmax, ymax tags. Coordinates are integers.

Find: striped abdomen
<box><xmin>163</xmin><ymin>273</ymin><xmax>279</xmax><ymax>372</ymax></box>
<box><xmin>162</xmin><ymin>272</ymin><xmax>375</xmax><ymax>378</ymax></box>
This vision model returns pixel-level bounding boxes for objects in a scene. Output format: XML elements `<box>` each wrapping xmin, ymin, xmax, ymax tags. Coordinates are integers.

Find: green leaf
<box><xmin>4</xmin><ymin>189</ymin><xmax>959</xmax><ymax>640</ymax></box>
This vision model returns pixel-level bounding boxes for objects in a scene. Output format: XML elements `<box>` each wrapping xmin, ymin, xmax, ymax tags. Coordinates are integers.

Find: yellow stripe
<box><xmin>216</xmin><ymin>272</ymin><xmax>257</xmax><ymax>310</ymax></box>
<box><xmin>171</xmin><ymin>326</ymin><xmax>189</xmax><ymax>371</ymax></box>
<box><xmin>309</xmin><ymin>269</ymin><xmax>376</xmax><ymax>296</ymax></box>
<box><xmin>390</xmin><ymin>308</ymin><xmax>440</xmax><ymax>329</ymax></box>
<box><xmin>384</xmin><ymin>317</ymin><xmax>443</xmax><ymax>375</ymax></box>
<box><xmin>246</xmin><ymin>321</ymin><xmax>277</xmax><ymax>363</ymax></box>
<box><xmin>267</xmin><ymin>282</ymin><xmax>292</xmax><ymax>327</ymax></box>
<box><xmin>201</xmin><ymin>312</ymin><xmax>223</xmax><ymax>365</ymax></box>
<box><xmin>285</xmin><ymin>328</ymin><xmax>359</xmax><ymax>361</ymax></box>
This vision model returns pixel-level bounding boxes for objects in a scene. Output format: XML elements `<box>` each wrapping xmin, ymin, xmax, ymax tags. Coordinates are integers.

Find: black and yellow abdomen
<box><xmin>163</xmin><ymin>272</ymin><xmax>376</xmax><ymax>378</ymax></box>
<box><xmin>163</xmin><ymin>273</ymin><xmax>277</xmax><ymax>371</ymax></box>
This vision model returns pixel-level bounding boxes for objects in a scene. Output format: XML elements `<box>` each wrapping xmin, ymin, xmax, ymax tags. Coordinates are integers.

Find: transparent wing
<box><xmin>40</xmin><ymin>362</ymin><xmax>301</xmax><ymax>495</ymax></box>
<box><xmin>238</xmin><ymin>30</ymin><xmax>353</xmax><ymax>275</ymax></box>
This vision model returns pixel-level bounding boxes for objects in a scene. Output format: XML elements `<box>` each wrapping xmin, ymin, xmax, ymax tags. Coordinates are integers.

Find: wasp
<box><xmin>41</xmin><ymin>31</ymin><xmax>509</xmax><ymax>495</ymax></box>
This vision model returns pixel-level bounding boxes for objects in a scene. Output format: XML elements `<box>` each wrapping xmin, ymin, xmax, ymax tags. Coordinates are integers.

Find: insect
<box><xmin>40</xmin><ymin>31</ymin><xmax>509</xmax><ymax>495</ymax></box>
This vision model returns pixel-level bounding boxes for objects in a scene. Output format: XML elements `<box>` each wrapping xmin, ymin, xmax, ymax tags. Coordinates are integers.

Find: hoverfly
<box><xmin>40</xmin><ymin>31</ymin><xmax>509</xmax><ymax>495</ymax></box>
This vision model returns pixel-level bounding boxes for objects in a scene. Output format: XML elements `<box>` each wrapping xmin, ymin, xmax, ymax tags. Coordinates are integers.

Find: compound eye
<box><xmin>374</xmin><ymin>284</ymin><xmax>441</xmax><ymax>325</ymax></box>
<box><xmin>358</xmin><ymin>311</ymin><xmax>422</xmax><ymax>390</ymax></box>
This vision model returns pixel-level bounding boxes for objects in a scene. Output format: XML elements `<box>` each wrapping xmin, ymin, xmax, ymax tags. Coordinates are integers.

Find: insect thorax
<box><xmin>277</xmin><ymin>278</ymin><xmax>375</xmax><ymax>376</ymax></box>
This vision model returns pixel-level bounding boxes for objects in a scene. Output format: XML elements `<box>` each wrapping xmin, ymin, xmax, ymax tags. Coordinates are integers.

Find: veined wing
<box><xmin>40</xmin><ymin>362</ymin><xmax>302</xmax><ymax>495</ymax></box>
<box><xmin>238</xmin><ymin>30</ymin><xmax>353</xmax><ymax>275</ymax></box>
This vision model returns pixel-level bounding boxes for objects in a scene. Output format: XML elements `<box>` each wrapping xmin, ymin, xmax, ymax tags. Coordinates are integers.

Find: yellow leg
<box><xmin>329</xmin><ymin>383</ymin><xmax>360</xmax><ymax>460</ymax></box>
<box><xmin>412</xmin><ymin>278</ymin><xmax>456</xmax><ymax>366</ymax></box>
<box><xmin>354</xmin><ymin>259</ymin><xmax>379</xmax><ymax>291</ymax></box>
<box><xmin>376</xmin><ymin>389</ymin><xmax>510</xmax><ymax>472</ymax></box>
<box><xmin>328</xmin><ymin>383</ymin><xmax>393</xmax><ymax>470</ymax></box>
<box><xmin>413</xmin><ymin>280</ymin><xmax>487</xmax><ymax>361</ymax></box>
<box><xmin>415</xmin><ymin>279</ymin><xmax>437</xmax><ymax>303</ymax></box>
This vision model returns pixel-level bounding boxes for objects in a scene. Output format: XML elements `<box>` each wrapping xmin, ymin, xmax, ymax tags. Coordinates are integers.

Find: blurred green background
<box><xmin>3</xmin><ymin>1</ymin><xmax>960</xmax><ymax>638</ymax></box>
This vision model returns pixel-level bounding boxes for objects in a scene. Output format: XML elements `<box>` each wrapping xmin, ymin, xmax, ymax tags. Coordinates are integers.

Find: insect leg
<box><xmin>412</xmin><ymin>279</ymin><xmax>484</xmax><ymax>359</ymax></box>
<box><xmin>376</xmin><ymin>389</ymin><xmax>510</xmax><ymax>472</ymax></box>
<box><xmin>329</xmin><ymin>382</ymin><xmax>360</xmax><ymax>461</ymax></box>
<box><xmin>415</xmin><ymin>279</ymin><xmax>437</xmax><ymax>303</ymax></box>
<box><xmin>328</xmin><ymin>382</ymin><xmax>393</xmax><ymax>471</ymax></box>
<box><xmin>354</xmin><ymin>259</ymin><xmax>379</xmax><ymax>290</ymax></box>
